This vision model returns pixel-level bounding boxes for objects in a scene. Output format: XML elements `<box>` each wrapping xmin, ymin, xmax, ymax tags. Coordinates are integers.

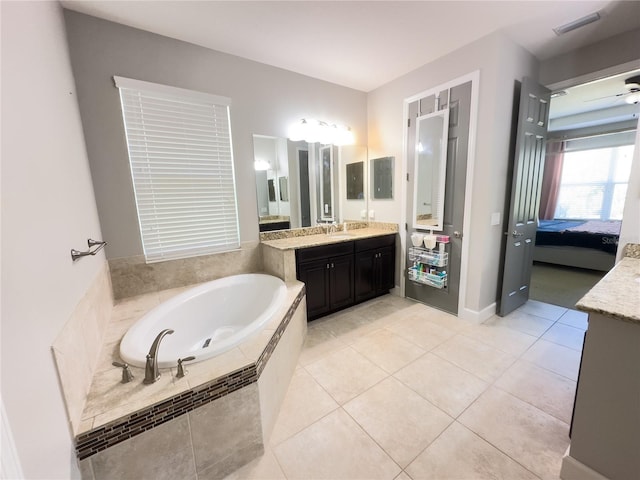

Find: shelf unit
<box><xmin>407</xmin><ymin>245</ymin><xmax>448</xmax><ymax>289</ymax></box>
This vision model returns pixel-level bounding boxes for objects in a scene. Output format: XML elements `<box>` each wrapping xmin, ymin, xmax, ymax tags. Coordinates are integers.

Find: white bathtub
<box><xmin>119</xmin><ymin>274</ymin><xmax>288</xmax><ymax>368</ymax></box>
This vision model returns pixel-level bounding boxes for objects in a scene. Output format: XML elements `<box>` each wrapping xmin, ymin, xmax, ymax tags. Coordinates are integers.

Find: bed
<box><xmin>534</xmin><ymin>219</ymin><xmax>621</xmax><ymax>271</ymax></box>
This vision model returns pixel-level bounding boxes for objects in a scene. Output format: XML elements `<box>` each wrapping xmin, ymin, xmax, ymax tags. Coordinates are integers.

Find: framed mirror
<box><xmin>371</xmin><ymin>156</ymin><xmax>394</xmax><ymax>199</ymax></box>
<box><xmin>413</xmin><ymin>109</ymin><xmax>449</xmax><ymax>231</ymax></box>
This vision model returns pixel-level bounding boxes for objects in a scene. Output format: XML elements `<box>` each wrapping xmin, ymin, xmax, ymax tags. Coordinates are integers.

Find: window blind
<box><xmin>114</xmin><ymin>76</ymin><xmax>239</xmax><ymax>263</ymax></box>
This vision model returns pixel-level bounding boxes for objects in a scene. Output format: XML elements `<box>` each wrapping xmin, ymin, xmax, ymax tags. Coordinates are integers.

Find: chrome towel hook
<box><xmin>71</xmin><ymin>238</ymin><xmax>107</xmax><ymax>262</ymax></box>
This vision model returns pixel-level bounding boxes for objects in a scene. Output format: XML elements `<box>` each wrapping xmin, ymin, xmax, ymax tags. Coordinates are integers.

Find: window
<box><xmin>115</xmin><ymin>76</ymin><xmax>239</xmax><ymax>263</ymax></box>
<box><xmin>554</xmin><ymin>143</ymin><xmax>634</xmax><ymax>221</ymax></box>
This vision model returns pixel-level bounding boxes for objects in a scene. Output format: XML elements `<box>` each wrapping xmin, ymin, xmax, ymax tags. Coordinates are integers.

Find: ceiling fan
<box><xmin>585</xmin><ymin>74</ymin><xmax>640</xmax><ymax>104</ymax></box>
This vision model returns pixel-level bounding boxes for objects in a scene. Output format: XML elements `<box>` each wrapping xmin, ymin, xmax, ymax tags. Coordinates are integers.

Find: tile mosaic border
<box><xmin>75</xmin><ymin>286</ymin><xmax>305</xmax><ymax>461</ymax></box>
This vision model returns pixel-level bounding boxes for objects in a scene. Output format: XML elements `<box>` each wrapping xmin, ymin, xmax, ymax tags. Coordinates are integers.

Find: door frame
<box><xmin>400</xmin><ymin>70</ymin><xmax>480</xmax><ymax>319</ymax></box>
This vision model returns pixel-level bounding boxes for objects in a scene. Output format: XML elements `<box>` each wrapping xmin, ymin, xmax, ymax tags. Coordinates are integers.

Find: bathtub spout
<box><xmin>143</xmin><ymin>329</ymin><xmax>174</xmax><ymax>384</ymax></box>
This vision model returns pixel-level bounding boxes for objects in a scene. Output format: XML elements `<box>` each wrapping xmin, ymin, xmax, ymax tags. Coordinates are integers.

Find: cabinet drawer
<box><xmin>296</xmin><ymin>241</ymin><xmax>354</xmax><ymax>263</ymax></box>
<box><xmin>355</xmin><ymin>234</ymin><xmax>395</xmax><ymax>253</ymax></box>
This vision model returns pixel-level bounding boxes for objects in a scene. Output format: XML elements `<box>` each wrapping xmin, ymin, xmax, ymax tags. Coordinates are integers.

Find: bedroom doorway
<box><xmin>529</xmin><ymin>66</ymin><xmax>639</xmax><ymax>309</ymax></box>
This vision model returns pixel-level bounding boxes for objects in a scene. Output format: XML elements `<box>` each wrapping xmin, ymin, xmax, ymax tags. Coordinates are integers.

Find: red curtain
<box><xmin>539</xmin><ymin>140</ymin><xmax>565</xmax><ymax>220</ymax></box>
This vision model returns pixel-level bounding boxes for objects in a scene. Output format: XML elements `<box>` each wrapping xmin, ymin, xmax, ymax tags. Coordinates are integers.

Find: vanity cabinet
<box><xmin>296</xmin><ymin>242</ymin><xmax>355</xmax><ymax>319</ymax></box>
<box><xmin>354</xmin><ymin>235</ymin><xmax>396</xmax><ymax>302</ymax></box>
<box><xmin>295</xmin><ymin>234</ymin><xmax>396</xmax><ymax>319</ymax></box>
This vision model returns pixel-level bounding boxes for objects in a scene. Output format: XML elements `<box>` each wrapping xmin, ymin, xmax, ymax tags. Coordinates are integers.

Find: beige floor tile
<box><xmin>273</xmin><ymin>408</ymin><xmax>401</xmax><ymax>480</ymax></box>
<box><xmin>386</xmin><ymin>314</ymin><xmax>456</xmax><ymax>351</ymax></box>
<box><xmin>557</xmin><ymin>309</ymin><xmax>588</xmax><ymax>330</ymax></box>
<box><xmin>394</xmin><ymin>353</ymin><xmax>488</xmax><ymax>418</ymax></box>
<box><xmin>432</xmin><ymin>334</ymin><xmax>516</xmax><ymax>383</ymax></box>
<box><xmin>487</xmin><ymin>310</ymin><xmax>554</xmax><ymax>337</ymax></box>
<box><xmin>350</xmin><ymin>329</ymin><xmax>426</xmax><ymax>373</ymax></box>
<box><xmin>460</xmin><ymin>322</ymin><xmax>538</xmax><ymax>356</ymax></box>
<box><xmin>298</xmin><ymin>323</ymin><xmax>347</xmax><ymax>366</ymax></box>
<box><xmin>344</xmin><ymin>377</ymin><xmax>452</xmax><ymax>468</ymax></box>
<box><xmin>270</xmin><ymin>368</ymin><xmax>339</xmax><ymax>446</ymax></box>
<box><xmin>458</xmin><ymin>387</ymin><xmax>569</xmax><ymax>480</ymax></box>
<box><xmin>495</xmin><ymin>360</ymin><xmax>576</xmax><ymax>424</ymax></box>
<box><xmin>519</xmin><ymin>300</ymin><xmax>568</xmax><ymax>321</ymax></box>
<box><xmin>314</xmin><ymin>311</ymin><xmax>384</xmax><ymax>344</ymax></box>
<box><xmin>541</xmin><ymin>322</ymin><xmax>585</xmax><ymax>351</ymax></box>
<box><xmin>222</xmin><ymin>447</ymin><xmax>286</xmax><ymax>480</ymax></box>
<box><xmin>406</xmin><ymin>421</ymin><xmax>538</xmax><ymax>480</ymax></box>
<box><xmin>394</xmin><ymin>472</ymin><xmax>413</xmax><ymax>480</ymax></box>
<box><xmin>305</xmin><ymin>346</ymin><xmax>388</xmax><ymax>404</ymax></box>
<box><xmin>521</xmin><ymin>339</ymin><xmax>581</xmax><ymax>381</ymax></box>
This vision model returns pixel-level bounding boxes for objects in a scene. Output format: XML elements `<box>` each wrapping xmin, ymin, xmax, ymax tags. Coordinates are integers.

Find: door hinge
<box><xmin>405</xmin><ymin>223</ymin><xmax>408</xmax><ymax>231</ymax></box>
<box><xmin>407</xmin><ymin>118</ymin><xmax>411</xmax><ymax>128</ymax></box>
<box><xmin>406</xmin><ymin>173</ymin><xmax>409</xmax><ymax>182</ymax></box>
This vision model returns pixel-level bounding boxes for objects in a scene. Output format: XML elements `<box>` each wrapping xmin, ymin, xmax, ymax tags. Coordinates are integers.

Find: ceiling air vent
<box><xmin>553</xmin><ymin>12</ymin><xmax>601</xmax><ymax>36</ymax></box>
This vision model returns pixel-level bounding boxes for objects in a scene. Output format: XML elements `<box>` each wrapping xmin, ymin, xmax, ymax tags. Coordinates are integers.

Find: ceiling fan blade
<box><xmin>584</xmin><ymin>91</ymin><xmax>629</xmax><ymax>102</ymax></box>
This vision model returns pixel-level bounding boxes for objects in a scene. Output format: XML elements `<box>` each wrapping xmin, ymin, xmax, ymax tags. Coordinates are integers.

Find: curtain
<box><xmin>539</xmin><ymin>140</ymin><xmax>565</xmax><ymax>220</ymax></box>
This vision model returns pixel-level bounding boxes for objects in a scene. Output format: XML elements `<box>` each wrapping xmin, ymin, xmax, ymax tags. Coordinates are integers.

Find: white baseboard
<box><xmin>560</xmin><ymin>451</ymin><xmax>609</xmax><ymax>480</ymax></box>
<box><xmin>460</xmin><ymin>302</ymin><xmax>496</xmax><ymax>323</ymax></box>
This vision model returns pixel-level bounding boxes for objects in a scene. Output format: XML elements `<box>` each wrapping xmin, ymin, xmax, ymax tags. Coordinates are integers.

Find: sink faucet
<box><xmin>144</xmin><ymin>328</ymin><xmax>174</xmax><ymax>384</ymax></box>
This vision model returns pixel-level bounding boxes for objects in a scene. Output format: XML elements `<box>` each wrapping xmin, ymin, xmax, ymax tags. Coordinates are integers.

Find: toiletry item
<box><xmin>411</xmin><ymin>233</ymin><xmax>425</xmax><ymax>247</ymax></box>
<box><xmin>439</xmin><ymin>241</ymin><xmax>445</xmax><ymax>254</ymax></box>
<box><xmin>436</xmin><ymin>235</ymin><xmax>450</xmax><ymax>243</ymax></box>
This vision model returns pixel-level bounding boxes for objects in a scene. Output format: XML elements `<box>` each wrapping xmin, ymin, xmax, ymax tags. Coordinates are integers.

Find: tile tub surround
<box><xmin>575</xmin><ymin>255</ymin><xmax>640</xmax><ymax>323</ymax></box>
<box><xmin>76</xmin><ymin>281</ymin><xmax>306</xmax><ymax>468</ymax></box>
<box><xmin>108</xmin><ymin>240</ymin><xmax>263</xmax><ymax>300</ymax></box>
<box><xmin>52</xmin><ymin>262</ymin><xmax>114</xmax><ymax>435</ymax></box>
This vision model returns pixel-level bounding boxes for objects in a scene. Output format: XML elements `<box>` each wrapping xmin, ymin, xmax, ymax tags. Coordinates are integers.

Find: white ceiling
<box><xmin>61</xmin><ymin>0</ymin><xmax>640</xmax><ymax>93</ymax></box>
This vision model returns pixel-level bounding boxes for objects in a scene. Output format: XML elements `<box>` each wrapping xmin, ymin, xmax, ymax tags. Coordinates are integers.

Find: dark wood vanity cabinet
<box><xmin>354</xmin><ymin>235</ymin><xmax>396</xmax><ymax>302</ymax></box>
<box><xmin>296</xmin><ymin>242</ymin><xmax>355</xmax><ymax>319</ymax></box>
<box><xmin>296</xmin><ymin>234</ymin><xmax>396</xmax><ymax>320</ymax></box>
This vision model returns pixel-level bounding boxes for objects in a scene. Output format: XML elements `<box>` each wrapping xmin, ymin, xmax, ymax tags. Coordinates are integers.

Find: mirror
<box><xmin>346</xmin><ymin>162</ymin><xmax>364</xmax><ymax>199</ymax></box>
<box><xmin>253</xmin><ymin>135</ymin><xmax>367</xmax><ymax>232</ymax></box>
<box><xmin>413</xmin><ymin>109</ymin><xmax>449</xmax><ymax>231</ymax></box>
<box><xmin>371</xmin><ymin>156</ymin><xmax>394</xmax><ymax>199</ymax></box>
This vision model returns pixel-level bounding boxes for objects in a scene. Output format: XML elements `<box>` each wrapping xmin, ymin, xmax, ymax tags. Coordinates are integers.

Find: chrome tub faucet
<box><xmin>143</xmin><ymin>328</ymin><xmax>174</xmax><ymax>384</ymax></box>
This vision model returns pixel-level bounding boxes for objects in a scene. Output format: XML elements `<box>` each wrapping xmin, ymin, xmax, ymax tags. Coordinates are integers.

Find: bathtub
<box><xmin>119</xmin><ymin>274</ymin><xmax>288</xmax><ymax>368</ymax></box>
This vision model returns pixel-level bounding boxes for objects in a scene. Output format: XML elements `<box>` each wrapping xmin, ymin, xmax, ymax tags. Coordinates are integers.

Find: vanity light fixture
<box><xmin>288</xmin><ymin>118</ymin><xmax>354</xmax><ymax>145</ymax></box>
<box><xmin>253</xmin><ymin>159</ymin><xmax>270</xmax><ymax>171</ymax></box>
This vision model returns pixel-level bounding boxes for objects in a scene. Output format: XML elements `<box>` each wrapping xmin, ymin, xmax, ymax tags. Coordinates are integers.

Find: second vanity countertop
<box><xmin>261</xmin><ymin>225</ymin><xmax>398</xmax><ymax>251</ymax></box>
<box><xmin>576</xmin><ymin>253</ymin><xmax>640</xmax><ymax>324</ymax></box>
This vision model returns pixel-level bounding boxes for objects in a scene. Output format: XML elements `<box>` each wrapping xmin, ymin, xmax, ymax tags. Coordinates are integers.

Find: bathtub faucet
<box><xmin>143</xmin><ymin>328</ymin><xmax>174</xmax><ymax>384</ymax></box>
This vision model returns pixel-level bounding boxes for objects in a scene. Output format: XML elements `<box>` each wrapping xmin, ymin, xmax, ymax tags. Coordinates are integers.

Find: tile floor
<box><xmin>225</xmin><ymin>295</ymin><xmax>586</xmax><ymax>480</ymax></box>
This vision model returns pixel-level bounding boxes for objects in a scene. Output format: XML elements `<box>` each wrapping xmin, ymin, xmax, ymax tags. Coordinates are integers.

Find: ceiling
<box><xmin>61</xmin><ymin>0</ymin><xmax>640</xmax><ymax>93</ymax></box>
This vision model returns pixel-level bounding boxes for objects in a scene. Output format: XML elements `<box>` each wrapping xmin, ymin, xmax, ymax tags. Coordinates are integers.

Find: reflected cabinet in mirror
<box><xmin>253</xmin><ymin>135</ymin><xmax>367</xmax><ymax>232</ymax></box>
<box><xmin>371</xmin><ymin>157</ymin><xmax>394</xmax><ymax>200</ymax></box>
<box><xmin>413</xmin><ymin>109</ymin><xmax>449</xmax><ymax>231</ymax></box>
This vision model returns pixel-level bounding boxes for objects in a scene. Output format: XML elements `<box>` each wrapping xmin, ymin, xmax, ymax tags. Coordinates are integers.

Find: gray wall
<box><xmin>368</xmin><ymin>31</ymin><xmax>538</xmax><ymax>316</ymax></box>
<box><xmin>1</xmin><ymin>2</ymin><xmax>104</xmax><ymax>478</ymax></box>
<box><xmin>63</xmin><ymin>11</ymin><xmax>367</xmax><ymax>259</ymax></box>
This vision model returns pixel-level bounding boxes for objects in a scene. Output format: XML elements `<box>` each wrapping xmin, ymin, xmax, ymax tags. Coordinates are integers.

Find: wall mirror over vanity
<box><xmin>252</xmin><ymin>134</ymin><xmax>371</xmax><ymax>232</ymax></box>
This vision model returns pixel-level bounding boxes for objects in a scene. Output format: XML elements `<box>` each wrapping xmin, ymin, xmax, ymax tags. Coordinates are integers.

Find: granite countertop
<box><xmin>261</xmin><ymin>226</ymin><xmax>398</xmax><ymax>251</ymax></box>
<box><xmin>576</xmin><ymin>255</ymin><xmax>640</xmax><ymax>324</ymax></box>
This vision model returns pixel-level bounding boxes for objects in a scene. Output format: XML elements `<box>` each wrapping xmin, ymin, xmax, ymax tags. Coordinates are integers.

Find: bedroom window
<box><xmin>114</xmin><ymin>76</ymin><xmax>239</xmax><ymax>263</ymax></box>
<box><xmin>554</xmin><ymin>144</ymin><xmax>634</xmax><ymax>221</ymax></box>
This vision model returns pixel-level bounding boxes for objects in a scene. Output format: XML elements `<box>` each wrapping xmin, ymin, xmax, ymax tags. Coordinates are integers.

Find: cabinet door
<box><xmin>354</xmin><ymin>250</ymin><xmax>376</xmax><ymax>302</ymax></box>
<box><xmin>377</xmin><ymin>246</ymin><xmax>396</xmax><ymax>293</ymax></box>
<box><xmin>297</xmin><ymin>258</ymin><xmax>330</xmax><ymax>318</ymax></box>
<box><xmin>329</xmin><ymin>254</ymin><xmax>354</xmax><ymax>310</ymax></box>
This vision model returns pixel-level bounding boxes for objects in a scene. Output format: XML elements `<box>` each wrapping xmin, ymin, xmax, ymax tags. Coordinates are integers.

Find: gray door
<box><xmin>498</xmin><ymin>77</ymin><xmax>550</xmax><ymax>316</ymax></box>
<box><xmin>405</xmin><ymin>81</ymin><xmax>472</xmax><ymax>314</ymax></box>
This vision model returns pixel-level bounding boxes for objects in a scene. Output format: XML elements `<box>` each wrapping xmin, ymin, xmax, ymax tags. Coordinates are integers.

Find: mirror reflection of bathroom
<box><xmin>346</xmin><ymin>162</ymin><xmax>364</xmax><ymax>200</ymax></box>
<box><xmin>413</xmin><ymin>109</ymin><xmax>449</xmax><ymax>231</ymax></box>
<box><xmin>371</xmin><ymin>156</ymin><xmax>394</xmax><ymax>199</ymax></box>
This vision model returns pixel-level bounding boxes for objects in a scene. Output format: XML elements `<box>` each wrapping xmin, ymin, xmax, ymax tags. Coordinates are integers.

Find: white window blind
<box><xmin>114</xmin><ymin>76</ymin><xmax>239</xmax><ymax>263</ymax></box>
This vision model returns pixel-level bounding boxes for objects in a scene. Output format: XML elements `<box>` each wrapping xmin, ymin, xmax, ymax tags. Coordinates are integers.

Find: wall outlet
<box><xmin>369</xmin><ymin>210</ymin><xmax>375</xmax><ymax>220</ymax></box>
<box><xmin>491</xmin><ymin>212</ymin><xmax>501</xmax><ymax>226</ymax></box>
<box><xmin>360</xmin><ymin>209</ymin><xmax>367</xmax><ymax>219</ymax></box>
